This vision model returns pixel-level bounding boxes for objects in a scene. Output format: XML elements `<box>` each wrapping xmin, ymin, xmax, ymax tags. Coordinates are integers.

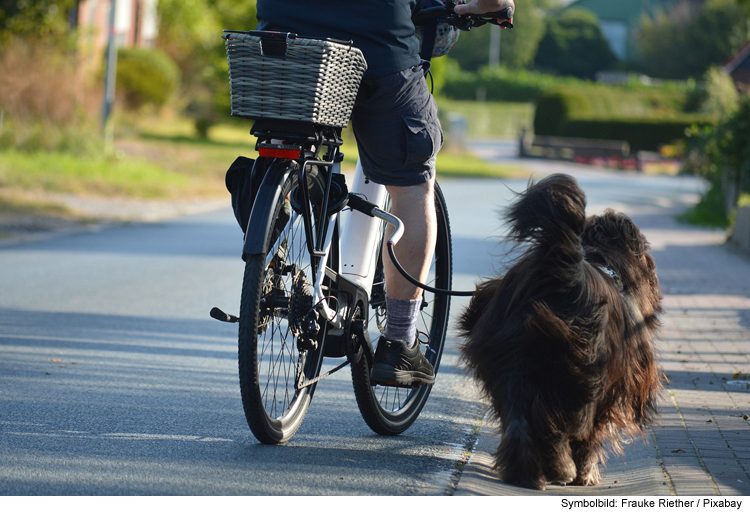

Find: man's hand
<box><xmin>454</xmin><ymin>0</ymin><xmax>515</xmax><ymax>19</ymax></box>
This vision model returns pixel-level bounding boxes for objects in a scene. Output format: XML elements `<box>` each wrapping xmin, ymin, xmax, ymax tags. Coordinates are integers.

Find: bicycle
<box><xmin>213</xmin><ymin>2</ymin><xmax>514</xmax><ymax>444</ymax></box>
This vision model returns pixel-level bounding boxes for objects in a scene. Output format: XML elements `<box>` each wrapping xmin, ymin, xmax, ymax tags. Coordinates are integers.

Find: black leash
<box><xmin>386</xmin><ymin>241</ymin><xmax>475</xmax><ymax>297</ymax></box>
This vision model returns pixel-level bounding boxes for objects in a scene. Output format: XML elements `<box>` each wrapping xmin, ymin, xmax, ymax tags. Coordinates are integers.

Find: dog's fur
<box><xmin>458</xmin><ymin>174</ymin><xmax>662</xmax><ymax>490</ymax></box>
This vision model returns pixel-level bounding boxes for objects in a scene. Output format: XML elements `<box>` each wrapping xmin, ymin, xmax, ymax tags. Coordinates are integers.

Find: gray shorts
<box><xmin>350</xmin><ymin>63</ymin><xmax>443</xmax><ymax>187</ymax></box>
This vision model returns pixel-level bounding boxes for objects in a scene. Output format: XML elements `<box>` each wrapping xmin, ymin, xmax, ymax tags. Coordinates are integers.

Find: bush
<box><xmin>116</xmin><ymin>47</ymin><xmax>181</xmax><ymax>110</ymax></box>
<box><xmin>681</xmin><ymin>97</ymin><xmax>750</xmax><ymax>227</ymax></box>
<box><xmin>688</xmin><ymin>97</ymin><xmax>750</xmax><ymax>187</ymax></box>
<box><xmin>442</xmin><ymin>65</ymin><xmax>588</xmax><ymax>103</ymax></box>
<box><xmin>685</xmin><ymin>66</ymin><xmax>740</xmax><ymax>116</ymax></box>
<box><xmin>0</xmin><ymin>38</ymin><xmax>100</xmax><ymax>153</ymax></box>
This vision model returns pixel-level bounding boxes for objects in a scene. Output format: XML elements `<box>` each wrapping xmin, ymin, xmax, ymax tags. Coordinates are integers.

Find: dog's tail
<box><xmin>506</xmin><ymin>174</ymin><xmax>587</xmax><ymax>256</ymax></box>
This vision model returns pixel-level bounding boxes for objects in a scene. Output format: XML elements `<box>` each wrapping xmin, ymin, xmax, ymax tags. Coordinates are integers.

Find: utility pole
<box><xmin>101</xmin><ymin>0</ymin><xmax>118</xmax><ymax>149</ymax></box>
<box><xmin>488</xmin><ymin>24</ymin><xmax>501</xmax><ymax>68</ymax></box>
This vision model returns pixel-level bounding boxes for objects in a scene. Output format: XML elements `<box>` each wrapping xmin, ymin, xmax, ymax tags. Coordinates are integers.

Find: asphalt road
<box><xmin>0</xmin><ymin>145</ymin><xmax>708</xmax><ymax>495</ymax></box>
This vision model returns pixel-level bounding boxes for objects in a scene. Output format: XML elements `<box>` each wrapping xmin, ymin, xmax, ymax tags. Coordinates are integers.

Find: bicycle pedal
<box><xmin>210</xmin><ymin>307</ymin><xmax>239</xmax><ymax>323</ymax></box>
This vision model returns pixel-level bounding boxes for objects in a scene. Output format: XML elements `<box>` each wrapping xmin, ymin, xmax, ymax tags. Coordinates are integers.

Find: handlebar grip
<box><xmin>484</xmin><ymin>7</ymin><xmax>514</xmax><ymax>19</ymax></box>
<box><xmin>347</xmin><ymin>193</ymin><xmax>378</xmax><ymax>217</ymax></box>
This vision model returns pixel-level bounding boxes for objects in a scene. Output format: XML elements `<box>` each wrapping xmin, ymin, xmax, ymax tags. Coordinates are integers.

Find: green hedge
<box><xmin>560</xmin><ymin>116</ymin><xmax>717</xmax><ymax>152</ymax></box>
<box><xmin>532</xmin><ymin>85</ymin><xmax>709</xmax><ymax>151</ymax></box>
<box><xmin>533</xmin><ymin>86</ymin><xmax>690</xmax><ymax>136</ymax></box>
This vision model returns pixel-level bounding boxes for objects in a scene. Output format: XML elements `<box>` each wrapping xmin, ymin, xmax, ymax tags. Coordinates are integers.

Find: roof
<box><xmin>724</xmin><ymin>40</ymin><xmax>750</xmax><ymax>74</ymax></box>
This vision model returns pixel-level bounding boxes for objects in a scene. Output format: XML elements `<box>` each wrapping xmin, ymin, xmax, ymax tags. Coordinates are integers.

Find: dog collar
<box><xmin>596</xmin><ymin>266</ymin><xmax>621</xmax><ymax>288</ymax></box>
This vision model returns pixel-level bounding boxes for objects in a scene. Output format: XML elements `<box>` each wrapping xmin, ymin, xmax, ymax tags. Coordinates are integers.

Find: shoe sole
<box><xmin>370</xmin><ymin>366</ymin><xmax>435</xmax><ymax>388</ymax></box>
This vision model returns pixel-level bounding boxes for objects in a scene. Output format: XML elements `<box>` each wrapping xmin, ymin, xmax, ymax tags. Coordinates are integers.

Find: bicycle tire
<box><xmin>238</xmin><ymin>165</ymin><xmax>333</xmax><ymax>444</ymax></box>
<box><xmin>351</xmin><ymin>182</ymin><xmax>453</xmax><ymax>435</ymax></box>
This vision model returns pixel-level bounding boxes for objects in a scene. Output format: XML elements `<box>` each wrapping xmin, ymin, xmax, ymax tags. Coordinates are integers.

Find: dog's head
<box><xmin>581</xmin><ymin>209</ymin><xmax>662</xmax><ymax>329</ymax></box>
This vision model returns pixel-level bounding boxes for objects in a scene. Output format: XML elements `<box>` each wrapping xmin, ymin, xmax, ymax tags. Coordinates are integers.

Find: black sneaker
<box><xmin>370</xmin><ymin>337</ymin><xmax>435</xmax><ymax>388</ymax></box>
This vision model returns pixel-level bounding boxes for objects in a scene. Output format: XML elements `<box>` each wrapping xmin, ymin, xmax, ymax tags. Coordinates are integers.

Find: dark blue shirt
<box><xmin>256</xmin><ymin>0</ymin><xmax>422</xmax><ymax>78</ymax></box>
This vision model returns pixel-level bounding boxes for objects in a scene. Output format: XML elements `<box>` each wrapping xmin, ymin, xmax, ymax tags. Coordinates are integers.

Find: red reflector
<box><xmin>258</xmin><ymin>147</ymin><xmax>301</xmax><ymax>159</ymax></box>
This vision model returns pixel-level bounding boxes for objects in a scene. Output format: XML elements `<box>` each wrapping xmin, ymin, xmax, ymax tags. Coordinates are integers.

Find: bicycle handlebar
<box><xmin>413</xmin><ymin>1</ymin><xmax>514</xmax><ymax>30</ymax></box>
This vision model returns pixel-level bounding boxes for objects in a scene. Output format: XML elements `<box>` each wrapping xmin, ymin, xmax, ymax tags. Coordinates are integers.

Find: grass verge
<box><xmin>436</xmin><ymin>99</ymin><xmax>534</xmax><ymax>139</ymax></box>
<box><xmin>437</xmin><ymin>150</ymin><xmax>526</xmax><ymax>178</ymax></box>
<box><xmin>0</xmin><ymin>149</ymin><xmax>212</xmax><ymax>200</ymax></box>
<box><xmin>679</xmin><ymin>183</ymin><xmax>730</xmax><ymax>228</ymax></box>
<box><xmin>0</xmin><ymin>112</ymin><xmax>523</xmax><ymax>238</ymax></box>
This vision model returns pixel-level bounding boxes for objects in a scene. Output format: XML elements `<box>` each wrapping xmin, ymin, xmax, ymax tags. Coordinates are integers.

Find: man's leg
<box><xmin>367</xmin><ymin>178</ymin><xmax>438</xmax><ymax>388</ymax></box>
<box><xmin>382</xmin><ymin>179</ymin><xmax>437</xmax><ymax>345</ymax></box>
<box><xmin>348</xmin><ymin>64</ymin><xmax>442</xmax><ymax>386</ymax></box>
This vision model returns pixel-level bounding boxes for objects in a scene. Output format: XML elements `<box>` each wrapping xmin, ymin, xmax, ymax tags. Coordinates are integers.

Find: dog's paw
<box><xmin>573</xmin><ymin>468</ymin><xmax>601</xmax><ymax>486</ymax></box>
<box><xmin>548</xmin><ymin>475</ymin><xmax>575</xmax><ymax>487</ymax></box>
<box><xmin>497</xmin><ymin>468</ymin><xmax>546</xmax><ymax>490</ymax></box>
<box><xmin>545</xmin><ymin>458</ymin><xmax>576</xmax><ymax>487</ymax></box>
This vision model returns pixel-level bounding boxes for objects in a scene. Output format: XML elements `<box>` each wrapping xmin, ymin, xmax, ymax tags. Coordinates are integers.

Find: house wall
<box><xmin>75</xmin><ymin>0</ymin><xmax>157</xmax><ymax>51</ymax></box>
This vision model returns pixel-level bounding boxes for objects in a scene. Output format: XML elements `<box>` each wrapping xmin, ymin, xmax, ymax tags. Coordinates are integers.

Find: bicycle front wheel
<box><xmin>238</xmin><ymin>166</ymin><xmax>332</xmax><ymax>444</ymax></box>
<box><xmin>351</xmin><ymin>182</ymin><xmax>453</xmax><ymax>435</ymax></box>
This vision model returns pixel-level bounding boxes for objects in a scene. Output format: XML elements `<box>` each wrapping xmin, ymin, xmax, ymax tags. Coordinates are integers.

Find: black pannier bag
<box><xmin>225</xmin><ymin>156</ymin><xmax>271</xmax><ymax>232</ymax></box>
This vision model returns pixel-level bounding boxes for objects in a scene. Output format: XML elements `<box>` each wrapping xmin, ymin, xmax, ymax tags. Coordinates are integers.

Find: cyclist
<box><xmin>256</xmin><ymin>0</ymin><xmax>515</xmax><ymax>387</ymax></box>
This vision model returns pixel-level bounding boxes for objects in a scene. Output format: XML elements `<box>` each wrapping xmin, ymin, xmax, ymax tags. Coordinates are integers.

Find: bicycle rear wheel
<box><xmin>238</xmin><ymin>165</ymin><xmax>333</xmax><ymax>444</ymax></box>
<box><xmin>351</xmin><ymin>182</ymin><xmax>452</xmax><ymax>435</ymax></box>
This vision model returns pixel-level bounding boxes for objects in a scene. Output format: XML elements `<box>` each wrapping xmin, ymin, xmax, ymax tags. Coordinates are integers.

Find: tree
<box><xmin>533</xmin><ymin>8</ymin><xmax>616</xmax><ymax>79</ymax></box>
<box><xmin>448</xmin><ymin>0</ymin><xmax>556</xmax><ymax>71</ymax></box>
<box><xmin>0</xmin><ymin>0</ymin><xmax>77</xmax><ymax>45</ymax></box>
<box><xmin>636</xmin><ymin>0</ymin><xmax>750</xmax><ymax>80</ymax></box>
<box><xmin>156</xmin><ymin>0</ymin><xmax>257</xmax><ymax>136</ymax></box>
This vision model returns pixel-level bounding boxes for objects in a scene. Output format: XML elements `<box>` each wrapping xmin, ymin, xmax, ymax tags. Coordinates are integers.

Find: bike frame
<box><xmin>248</xmin><ymin>123</ymin><xmax>400</xmax><ymax>352</ymax></box>
<box><xmin>223</xmin><ymin>2</ymin><xmax>511</xmax><ymax>443</ymax></box>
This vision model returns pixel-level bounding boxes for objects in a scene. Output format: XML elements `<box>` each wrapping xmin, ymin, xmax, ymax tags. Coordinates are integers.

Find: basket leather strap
<box><xmin>260</xmin><ymin>33</ymin><xmax>290</xmax><ymax>58</ymax></box>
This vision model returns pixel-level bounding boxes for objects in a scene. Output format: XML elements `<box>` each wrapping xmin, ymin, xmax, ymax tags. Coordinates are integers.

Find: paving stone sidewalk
<box><xmin>454</xmin><ymin>210</ymin><xmax>750</xmax><ymax>496</ymax></box>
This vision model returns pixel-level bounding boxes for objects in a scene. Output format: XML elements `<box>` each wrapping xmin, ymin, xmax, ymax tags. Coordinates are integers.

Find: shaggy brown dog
<box><xmin>459</xmin><ymin>174</ymin><xmax>662</xmax><ymax>490</ymax></box>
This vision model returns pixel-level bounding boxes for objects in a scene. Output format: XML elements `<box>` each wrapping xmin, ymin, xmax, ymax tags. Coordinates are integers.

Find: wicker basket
<box><xmin>224</xmin><ymin>31</ymin><xmax>367</xmax><ymax>128</ymax></box>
